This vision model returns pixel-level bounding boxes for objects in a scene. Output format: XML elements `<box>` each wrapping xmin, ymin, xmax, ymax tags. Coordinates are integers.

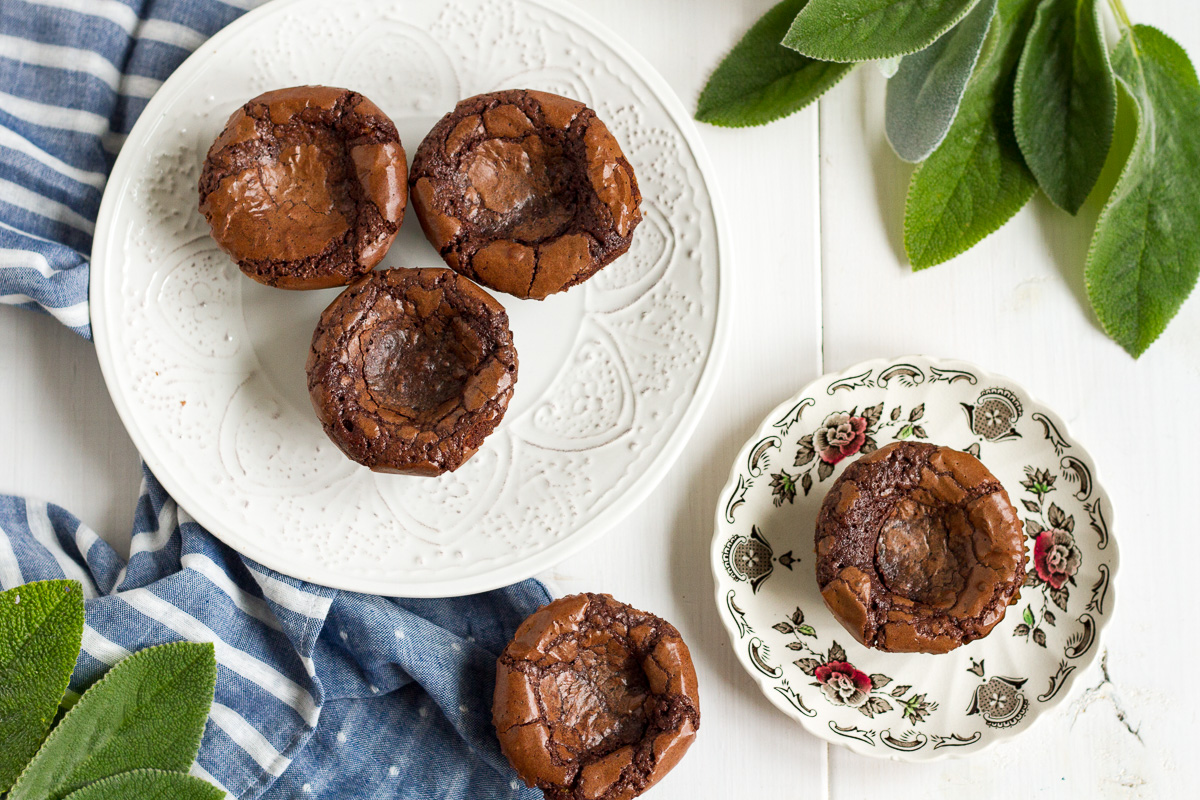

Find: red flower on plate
<box><xmin>1033</xmin><ymin>528</ymin><xmax>1082</xmax><ymax>590</ymax></box>
<box><xmin>815</xmin><ymin>661</ymin><xmax>871</xmax><ymax>708</ymax></box>
<box><xmin>814</xmin><ymin>413</ymin><xmax>868</xmax><ymax>465</ymax></box>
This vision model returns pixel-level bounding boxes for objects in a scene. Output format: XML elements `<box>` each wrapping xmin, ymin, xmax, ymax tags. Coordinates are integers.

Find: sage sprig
<box><xmin>886</xmin><ymin>0</ymin><xmax>997</xmax><ymax>163</ymax></box>
<box><xmin>1015</xmin><ymin>0</ymin><xmax>1116</xmax><ymax>213</ymax></box>
<box><xmin>697</xmin><ymin>0</ymin><xmax>854</xmax><ymax>127</ymax></box>
<box><xmin>1086</xmin><ymin>25</ymin><xmax>1200</xmax><ymax>356</ymax></box>
<box><xmin>0</xmin><ymin>580</ymin><xmax>83</xmax><ymax>793</ymax></box>
<box><xmin>699</xmin><ymin>0</ymin><xmax>1200</xmax><ymax>357</ymax></box>
<box><xmin>904</xmin><ymin>0</ymin><xmax>1040</xmax><ymax>268</ymax></box>
<box><xmin>784</xmin><ymin>0</ymin><xmax>984</xmax><ymax>62</ymax></box>
<box><xmin>0</xmin><ymin>581</ymin><xmax>221</xmax><ymax>800</ymax></box>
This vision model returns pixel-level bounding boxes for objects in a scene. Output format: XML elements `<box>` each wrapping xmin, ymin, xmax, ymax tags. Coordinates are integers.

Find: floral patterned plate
<box><xmin>711</xmin><ymin>356</ymin><xmax>1118</xmax><ymax>760</ymax></box>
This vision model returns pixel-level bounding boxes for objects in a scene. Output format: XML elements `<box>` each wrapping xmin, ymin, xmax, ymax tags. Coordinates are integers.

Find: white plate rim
<box><xmin>709</xmin><ymin>355</ymin><xmax>1119</xmax><ymax>760</ymax></box>
<box><xmin>90</xmin><ymin>0</ymin><xmax>732</xmax><ymax>596</ymax></box>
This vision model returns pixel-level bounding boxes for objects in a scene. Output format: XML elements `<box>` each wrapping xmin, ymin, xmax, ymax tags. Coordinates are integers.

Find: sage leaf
<box><xmin>886</xmin><ymin>0</ymin><xmax>997</xmax><ymax>162</ymax></box>
<box><xmin>784</xmin><ymin>0</ymin><xmax>982</xmax><ymax>63</ymax></box>
<box><xmin>60</xmin><ymin>770</ymin><xmax>223</xmax><ymax>800</ymax></box>
<box><xmin>0</xmin><ymin>580</ymin><xmax>84</xmax><ymax>793</ymax></box>
<box><xmin>1086</xmin><ymin>26</ymin><xmax>1200</xmax><ymax>357</ymax></box>
<box><xmin>697</xmin><ymin>0</ymin><xmax>854</xmax><ymax>127</ymax></box>
<box><xmin>904</xmin><ymin>0</ymin><xmax>1040</xmax><ymax>268</ymax></box>
<box><xmin>1015</xmin><ymin>0</ymin><xmax>1116</xmax><ymax>213</ymax></box>
<box><xmin>9</xmin><ymin>642</ymin><xmax>217</xmax><ymax>800</ymax></box>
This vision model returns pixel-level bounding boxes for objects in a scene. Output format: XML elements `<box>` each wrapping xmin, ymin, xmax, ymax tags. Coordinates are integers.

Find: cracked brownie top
<box><xmin>815</xmin><ymin>441</ymin><xmax>1027</xmax><ymax>654</ymax></box>
<box><xmin>493</xmin><ymin>593</ymin><xmax>699</xmax><ymax>800</ymax></box>
<box><xmin>199</xmin><ymin>85</ymin><xmax>407</xmax><ymax>289</ymax></box>
<box><xmin>306</xmin><ymin>267</ymin><xmax>516</xmax><ymax>476</ymax></box>
<box><xmin>410</xmin><ymin>90</ymin><xmax>641</xmax><ymax>300</ymax></box>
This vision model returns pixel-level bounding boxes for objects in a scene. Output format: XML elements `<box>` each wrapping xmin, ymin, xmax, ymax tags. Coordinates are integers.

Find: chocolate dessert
<box><xmin>306</xmin><ymin>268</ymin><xmax>517</xmax><ymax>475</ymax></box>
<box><xmin>494</xmin><ymin>593</ymin><xmax>699</xmax><ymax>800</ymax></box>
<box><xmin>199</xmin><ymin>86</ymin><xmax>407</xmax><ymax>289</ymax></box>
<box><xmin>410</xmin><ymin>90</ymin><xmax>641</xmax><ymax>300</ymax></box>
<box><xmin>814</xmin><ymin>441</ymin><xmax>1026</xmax><ymax>654</ymax></box>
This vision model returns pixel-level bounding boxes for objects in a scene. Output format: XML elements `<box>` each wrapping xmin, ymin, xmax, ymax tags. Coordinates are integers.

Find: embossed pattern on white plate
<box><xmin>91</xmin><ymin>0</ymin><xmax>727</xmax><ymax>595</ymax></box>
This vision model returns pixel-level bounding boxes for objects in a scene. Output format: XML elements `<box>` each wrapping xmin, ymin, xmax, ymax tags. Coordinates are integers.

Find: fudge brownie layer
<box><xmin>494</xmin><ymin>594</ymin><xmax>700</xmax><ymax>800</ymax></box>
<box><xmin>199</xmin><ymin>86</ymin><xmax>407</xmax><ymax>289</ymax></box>
<box><xmin>815</xmin><ymin>442</ymin><xmax>1026</xmax><ymax>654</ymax></box>
<box><xmin>410</xmin><ymin>90</ymin><xmax>641</xmax><ymax>300</ymax></box>
<box><xmin>306</xmin><ymin>268</ymin><xmax>516</xmax><ymax>475</ymax></box>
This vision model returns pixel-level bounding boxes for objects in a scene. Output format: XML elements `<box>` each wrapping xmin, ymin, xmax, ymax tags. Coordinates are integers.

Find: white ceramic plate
<box><xmin>712</xmin><ymin>357</ymin><xmax>1117</xmax><ymax>760</ymax></box>
<box><xmin>91</xmin><ymin>0</ymin><xmax>729</xmax><ymax>596</ymax></box>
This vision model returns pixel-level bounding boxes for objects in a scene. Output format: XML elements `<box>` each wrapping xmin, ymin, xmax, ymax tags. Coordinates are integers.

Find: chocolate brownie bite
<box><xmin>815</xmin><ymin>441</ymin><xmax>1026</xmax><ymax>654</ymax></box>
<box><xmin>410</xmin><ymin>90</ymin><xmax>641</xmax><ymax>300</ymax></box>
<box><xmin>306</xmin><ymin>268</ymin><xmax>517</xmax><ymax>475</ymax></box>
<box><xmin>494</xmin><ymin>594</ymin><xmax>699</xmax><ymax>800</ymax></box>
<box><xmin>199</xmin><ymin>86</ymin><xmax>407</xmax><ymax>290</ymax></box>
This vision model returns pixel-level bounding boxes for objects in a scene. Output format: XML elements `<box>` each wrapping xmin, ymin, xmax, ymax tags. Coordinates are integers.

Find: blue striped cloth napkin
<box><xmin>0</xmin><ymin>2</ymin><xmax>551</xmax><ymax>798</ymax></box>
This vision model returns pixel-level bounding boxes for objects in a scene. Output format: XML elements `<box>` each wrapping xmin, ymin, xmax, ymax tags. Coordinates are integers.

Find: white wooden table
<box><xmin>2</xmin><ymin>0</ymin><xmax>1197</xmax><ymax>797</ymax></box>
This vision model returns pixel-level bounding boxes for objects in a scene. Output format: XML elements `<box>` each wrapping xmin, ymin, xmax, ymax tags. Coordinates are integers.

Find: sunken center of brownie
<box><xmin>875</xmin><ymin>498</ymin><xmax>973</xmax><ymax>607</ymax></box>
<box><xmin>541</xmin><ymin>641</ymin><xmax>651</xmax><ymax>758</ymax></box>
<box><xmin>462</xmin><ymin>136</ymin><xmax>574</xmax><ymax>240</ymax></box>
<box><xmin>357</xmin><ymin>292</ymin><xmax>488</xmax><ymax>424</ymax></box>
<box><xmin>224</xmin><ymin>124</ymin><xmax>359</xmax><ymax>261</ymax></box>
<box><xmin>360</xmin><ymin>324</ymin><xmax>465</xmax><ymax>417</ymax></box>
<box><xmin>260</xmin><ymin>126</ymin><xmax>352</xmax><ymax>250</ymax></box>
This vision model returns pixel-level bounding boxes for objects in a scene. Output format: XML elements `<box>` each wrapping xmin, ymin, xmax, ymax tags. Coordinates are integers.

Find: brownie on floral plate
<box><xmin>713</xmin><ymin>356</ymin><xmax>1118</xmax><ymax>761</ymax></box>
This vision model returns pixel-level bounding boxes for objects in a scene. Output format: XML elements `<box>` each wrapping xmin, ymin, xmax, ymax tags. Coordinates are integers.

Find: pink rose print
<box><xmin>813</xmin><ymin>413</ymin><xmax>868</xmax><ymax>465</ymax></box>
<box><xmin>1033</xmin><ymin>528</ymin><xmax>1082</xmax><ymax>590</ymax></box>
<box><xmin>814</xmin><ymin>661</ymin><xmax>871</xmax><ymax>708</ymax></box>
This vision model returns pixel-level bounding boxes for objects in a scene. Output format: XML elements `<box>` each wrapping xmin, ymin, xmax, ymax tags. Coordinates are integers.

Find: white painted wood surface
<box><xmin>0</xmin><ymin>0</ymin><xmax>1196</xmax><ymax>797</ymax></box>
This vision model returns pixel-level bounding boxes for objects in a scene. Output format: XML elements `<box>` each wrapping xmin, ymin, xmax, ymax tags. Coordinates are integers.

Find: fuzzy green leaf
<box><xmin>9</xmin><ymin>642</ymin><xmax>217</xmax><ymax>800</ymax></box>
<box><xmin>886</xmin><ymin>0</ymin><xmax>997</xmax><ymax>162</ymax></box>
<box><xmin>904</xmin><ymin>0</ymin><xmax>1040</xmax><ymax>268</ymax></box>
<box><xmin>784</xmin><ymin>0</ymin><xmax>982</xmax><ymax>63</ymax></box>
<box><xmin>697</xmin><ymin>0</ymin><xmax>854</xmax><ymax>127</ymax></box>
<box><xmin>1014</xmin><ymin>0</ymin><xmax>1116</xmax><ymax>213</ymax></box>
<box><xmin>1086</xmin><ymin>26</ymin><xmax>1200</xmax><ymax>357</ymax></box>
<box><xmin>0</xmin><ymin>580</ymin><xmax>84</xmax><ymax>793</ymax></box>
<box><xmin>60</xmin><ymin>770</ymin><xmax>224</xmax><ymax>800</ymax></box>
